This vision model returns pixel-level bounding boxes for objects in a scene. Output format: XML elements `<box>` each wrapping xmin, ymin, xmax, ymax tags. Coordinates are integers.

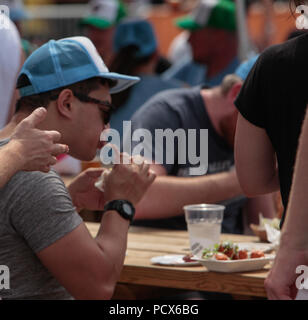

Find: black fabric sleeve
<box><xmin>234</xmin><ymin>53</ymin><xmax>271</xmax><ymax>129</ymax></box>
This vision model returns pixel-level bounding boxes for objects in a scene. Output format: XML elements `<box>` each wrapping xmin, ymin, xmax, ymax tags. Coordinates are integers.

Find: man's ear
<box><xmin>56</xmin><ymin>89</ymin><xmax>75</xmax><ymax>119</ymax></box>
<box><xmin>227</xmin><ymin>82</ymin><xmax>242</xmax><ymax>103</ymax></box>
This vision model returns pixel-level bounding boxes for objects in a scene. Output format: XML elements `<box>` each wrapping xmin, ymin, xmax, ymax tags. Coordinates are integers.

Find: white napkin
<box><xmin>264</xmin><ymin>223</ymin><xmax>281</xmax><ymax>249</ymax></box>
<box><xmin>94</xmin><ymin>168</ymin><xmax>112</xmax><ymax>192</ymax></box>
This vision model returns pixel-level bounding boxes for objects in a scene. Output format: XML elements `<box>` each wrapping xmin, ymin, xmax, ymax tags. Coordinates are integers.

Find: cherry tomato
<box><xmin>224</xmin><ymin>248</ymin><xmax>234</xmax><ymax>258</ymax></box>
<box><xmin>238</xmin><ymin>250</ymin><xmax>248</xmax><ymax>259</ymax></box>
<box><xmin>215</xmin><ymin>253</ymin><xmax>229</xmax><ymax>261</ymax></box>
<box><xmin>250</xmin><ymin>250</ymin><xmax>265</xmax><ymax>259</ymax></box>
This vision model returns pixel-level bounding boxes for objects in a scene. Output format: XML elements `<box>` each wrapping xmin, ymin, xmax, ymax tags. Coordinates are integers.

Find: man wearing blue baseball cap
<box><xmin>0</xmin><ymin>36</ymin><xmax>155</xmax><ymax>300</ymax></box>
<box><xmin>126</xmin><ymin>59</ymin><xmax>275</xmax><ymax>235</ymax></box>
<box><xmin>109</xmin><ymin>18</ymin><xmax>182</xmax><ymax>139</ymax></box>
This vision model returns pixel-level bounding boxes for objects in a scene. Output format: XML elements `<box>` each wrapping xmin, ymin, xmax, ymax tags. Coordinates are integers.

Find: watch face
<box><xmin>123</xmin><ymin>203</ymin><xmax>133</xmax><ymax>215</ymax></box>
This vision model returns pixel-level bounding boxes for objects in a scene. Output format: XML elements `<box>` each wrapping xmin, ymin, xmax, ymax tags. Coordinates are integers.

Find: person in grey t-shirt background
<box><xmin>0</xmin><ymin>37</ymin><xmax>155</xmax><ymax>300</ymax></box>
<box><xmin>126</xmin><ymin>58</ymin><xmax>276</xmax><ymax>234</ymax></box>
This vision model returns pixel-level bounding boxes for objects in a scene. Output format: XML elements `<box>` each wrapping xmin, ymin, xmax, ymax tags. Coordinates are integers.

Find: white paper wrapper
<box><xmin>94</xmin><ymin>168</ymin><xmax>112</xmax><ymax>192</ymax></box>
<box><xmin>264</xmin><ymin>223</ymin><xmax>281</xmax><ymax>249</ymax></box>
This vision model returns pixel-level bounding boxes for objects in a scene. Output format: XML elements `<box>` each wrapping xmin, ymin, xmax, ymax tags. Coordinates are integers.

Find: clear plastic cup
<box><xmin>183</xmin><ymin>204</ymin><xmax>225</xmax><ymax>258</ymax></box>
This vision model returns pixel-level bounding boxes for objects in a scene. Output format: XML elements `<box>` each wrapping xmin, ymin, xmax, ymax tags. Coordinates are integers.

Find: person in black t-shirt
<box><xmin>234</xmin><ymin>32</ymin><xmax>308</xmax><ymax>299</ymax></box>
<box><xmin>234</xmin><ymin>33</ymin><xmax>308</xmax><ymax>228</ymax></box>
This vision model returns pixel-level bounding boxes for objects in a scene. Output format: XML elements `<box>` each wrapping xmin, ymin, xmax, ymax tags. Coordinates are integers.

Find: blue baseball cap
<box><xmin>18</xmin><ymin>36</ymin><xmax>140</xmax><ymax>97</ymax></box>
<box><xmin>113</xmin><ymin>19</ymin><xmax>157</xmax><ymax>58</ymax></box>
<box><xmin>235</xmin><ymin>55</ymin><xmax>259</xmax><ymax>81</ymax></box>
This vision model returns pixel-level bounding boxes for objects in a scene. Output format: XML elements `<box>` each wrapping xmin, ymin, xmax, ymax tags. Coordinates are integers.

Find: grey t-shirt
<box><xmin>0</xmin><ymin>142</ymin><xmax>83</xmax><ymax>299</ymax></box>
<box><xmin>127</xmin><ymin>86</ymin><xmax>246</xmax><ymax>233</ymax></box>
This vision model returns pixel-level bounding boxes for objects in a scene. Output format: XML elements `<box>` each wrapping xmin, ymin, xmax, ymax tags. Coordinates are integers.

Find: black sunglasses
<box><xmin>73</xmin><ymin>92</ymin><xmax>115</xmax><ymax>125</ymax></box>
<box><xmin>50</xmin><ymin>91</ymin><xmax>115</xmax><ymax>125</ymax></box>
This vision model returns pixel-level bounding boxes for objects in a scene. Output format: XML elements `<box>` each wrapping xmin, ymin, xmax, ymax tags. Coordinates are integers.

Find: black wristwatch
<box><xmin>103</xmin><ymin>200</ymin><xmax>135</xmax><ymax>222</ymax></box>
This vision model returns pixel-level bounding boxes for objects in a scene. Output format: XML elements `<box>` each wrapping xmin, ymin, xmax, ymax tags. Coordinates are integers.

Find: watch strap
<box><xmin>103</xmin><ymin>200</ymin><xmax>135</xmax><ymax>222</ymax></box>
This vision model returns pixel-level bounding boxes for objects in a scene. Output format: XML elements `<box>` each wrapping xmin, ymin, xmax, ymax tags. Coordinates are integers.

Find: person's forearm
<box><xmin>0</xmin><ymin>143</ymin><xmax>24</xmax><ymax>188</ymax></box>
<box><xmin>281</xmin><ymin>109</ymin><xmax>308</xmax><ymax>247</ymax></box>
<box><xmin>94</xmin><ymin>211</ymin><xmax>130</xmax><ymax>296</ymax></box>
<box><xmin>243</xmin><ymin>193</ymin><xmax>276</xmax><ymax>226</ymax></box>
<box><xmin>135</xmin><ymin>170</ymin><xmax>243</xmax><ymax>219</ymax></box>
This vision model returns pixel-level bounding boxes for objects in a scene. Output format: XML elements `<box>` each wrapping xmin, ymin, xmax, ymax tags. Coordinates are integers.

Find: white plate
<box><xmin>197</xmin><ymin>254</ymin><xmax>275</xmax><ymax>273</ymax></box>
<box><xmin>150</xmin><ymin>255</ymin><xmax>201</xmax><ymax>266</ymax></box>
<box><xmin>237</xmin><ymin>242</ymin><xmax>275</xmax><ymax>253</ymax></box>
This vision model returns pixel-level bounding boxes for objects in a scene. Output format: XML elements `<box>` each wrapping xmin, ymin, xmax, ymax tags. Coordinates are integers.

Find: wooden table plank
<box><xmin>119</xmin><ymin>266</ymin><xmax>268</xmax><ymax>297</ymax></box>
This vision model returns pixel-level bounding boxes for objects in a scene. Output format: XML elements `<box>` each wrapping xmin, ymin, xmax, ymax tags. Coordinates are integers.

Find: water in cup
<box><xmin>187</xmin><ymin>220</ymin><xmax>221</xmax><ymax>257</ymax></box>
<box><xmin>184</xmin><ymin>204</ymin><xmax>225</xmax><ymax>258</ymax></box>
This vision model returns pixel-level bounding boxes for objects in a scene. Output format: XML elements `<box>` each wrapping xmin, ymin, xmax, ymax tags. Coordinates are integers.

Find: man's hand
<box><xmin>68</xmin><ymin>155</ymin><xmax>156</xmax><ymax>211</ymax></box>
<box><xmin>265</xmin><ymin>235</ymin><xmax>308</xmax><ymax>300</ymax></box>
<box><xmin>103</xmin><ymin>155</ymin><xmax>156</xmax><ymax>206</ymax></box>
<box><xmin>68</xmin><ymin>168</ymin><xmax>105</xmax><ymax>212</ymax></box>
<box><xmin>9</xmin><ymin>107</ymin><xmax>69</xmax><ymax>172</ymax></box>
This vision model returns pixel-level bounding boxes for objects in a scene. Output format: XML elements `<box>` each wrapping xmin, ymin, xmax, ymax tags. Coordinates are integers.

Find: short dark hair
<box><xmin>15</xmin><ymin>76</ymin><xmax>116</xmax><ymax>113</ymax></box>
<box><xmin>109</xmin><ymin>45</ymin><xmax>154</xmax><ymax>109</ymax></box>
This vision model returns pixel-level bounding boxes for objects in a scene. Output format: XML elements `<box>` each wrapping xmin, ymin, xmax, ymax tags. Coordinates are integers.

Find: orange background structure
<box><xmin>147</xmin><ymin>3</ymin><xmax>298</xmax><ymax>56</ymax></box>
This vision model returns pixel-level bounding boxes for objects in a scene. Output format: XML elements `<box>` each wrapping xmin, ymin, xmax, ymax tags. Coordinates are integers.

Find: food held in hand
<box><xmin>250</xmin><ymin>214</ymin><xmax>281</xmax><ymax>242</ymax></box>
<box><xmin>94</xmin><ymin>168</ymin><xmax>112</xmax><ymax>192</ymax></box>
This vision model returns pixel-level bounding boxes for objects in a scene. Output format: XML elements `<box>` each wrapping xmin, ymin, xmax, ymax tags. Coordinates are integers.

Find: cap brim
<box><xmin>80</xmin><ymin>16</ymin><xmax>113</xmax><ymax>29</ymax></box>
<box><xmin>98</xmin><ymin>72</ymin><xmax>140</xmax><ymax>94</ymax></box>
<box><xmin>175</xmin><ymin>16</ymin><xmax>202</xmax><ymax>31</ymax></box>
<box><xmin>19</xmin><ymin>73</ymin><xmax>140</xmax><ymax>97</ymax></box>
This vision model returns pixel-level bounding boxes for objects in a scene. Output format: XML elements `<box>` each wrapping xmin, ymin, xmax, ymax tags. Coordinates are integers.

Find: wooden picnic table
<box><xmin>85</xmin><ymin>222</ymin><xmax>271</xmax><ymax>299</ymax></box>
